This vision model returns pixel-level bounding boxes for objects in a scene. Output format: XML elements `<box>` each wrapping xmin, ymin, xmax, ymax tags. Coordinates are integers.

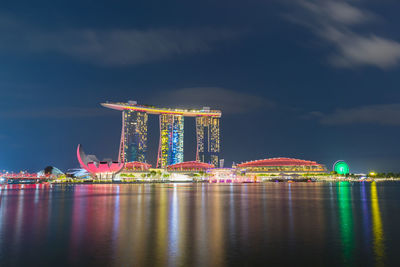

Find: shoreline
<box><xmin>2</xmin><ymin>178</ymin><xmax>399</xmax><ymax>187</ymax></box>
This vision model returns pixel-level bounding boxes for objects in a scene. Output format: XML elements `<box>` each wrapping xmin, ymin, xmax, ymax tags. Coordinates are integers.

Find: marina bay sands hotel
<box><xmin>101</xmin><ymin>101</ymin><xmax>221</xmax><ymax>168</ymax></box>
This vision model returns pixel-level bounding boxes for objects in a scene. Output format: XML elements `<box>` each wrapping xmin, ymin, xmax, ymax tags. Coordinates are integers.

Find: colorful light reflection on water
<box><xmin>0</xmin><ymin>182</ymin><xmax>398</xmax><ymax>266</ymax></box>
<box><xmin>371</xmin><ymin>182</ymin><xmax>385</xmax><ymax>266</ymax></box>
<box><xmin>338</xmin><ymin>181</ymin><xmax>354</xmax><ymax>265</ymax></box>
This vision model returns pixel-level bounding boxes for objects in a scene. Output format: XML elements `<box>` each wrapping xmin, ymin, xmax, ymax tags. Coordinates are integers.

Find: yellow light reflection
<box><xmin>155</xmin><ymin>185</ymin><xmax>167</xmax><ymax>266</ymax></box>
<box><xmin>210</xmin><ymin>185</ymin><xmax>224</xmax><ymax>267</ymax></box>
<box><xmin>371</xmin><ymin>182</ymin><xmax>385</xmax><ymax>266</ymax></box>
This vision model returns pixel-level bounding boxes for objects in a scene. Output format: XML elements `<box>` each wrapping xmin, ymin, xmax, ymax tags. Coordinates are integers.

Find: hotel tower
<box><xmin>101</xmin><ymin>101</ymin><xmax>221</xmax><ymax>167</ymax></box>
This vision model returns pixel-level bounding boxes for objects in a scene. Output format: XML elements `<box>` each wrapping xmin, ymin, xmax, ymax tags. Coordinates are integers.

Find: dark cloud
<box><xmin>285</xmin><ymin>0</ymin><xmax>400</xmax><ymax>69</ymax></box>
<box><xmin>148</xmin><ymin>87</ymin><xmax>275</xmax><ymax>115</ymax></box>
<box><xmin>0</xmin><ymin>107</ymin><xmax>112</xmax><ymax>119</ymax></box>
<box><xmin>33</xmin><ymin>28</ymin><xmax>240</xmax><ymax>66</ymax></box>
<box><xmin>0</xmin><ymin>14</ymin><xmax>241</xmax><ymax>66</ymax></box>
<box><xmin>310</xmin><ymin>104</ymin><xmax>400</xmax><ymax>125</ymax></box>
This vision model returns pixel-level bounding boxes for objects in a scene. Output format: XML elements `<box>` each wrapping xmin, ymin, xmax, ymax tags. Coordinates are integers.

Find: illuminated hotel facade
<box><xmin>101</xmin><ymin>101</ymin><xmax>222</xmax><ymax>168</ymax></box>
<box><xmin>120</xmin><ymin>110</ymin><xmax>148</xmax><ymax>163</ymax></box>
<box><xmin>157</xmin><ymin>114</ymin><xmax>184</xmax><ymax>167</ymax></box>
<box><xmin>196</xmin><ymin>117</ymin><xmax>220</xmax><ymax>166</ymax></box>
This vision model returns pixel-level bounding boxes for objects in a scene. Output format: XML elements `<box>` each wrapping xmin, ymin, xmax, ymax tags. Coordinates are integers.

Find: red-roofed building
<box><xmin>167</xmin><ymin>161</ymin><xmax>214</xmax><ymax>172</ymax></box>
<box><xmin>237</xmin><ymin>157</ymin><xmax>327</xmax><ymax>174</ymax></box>
<box><xmin>124</xmin><ymin>162</ymin><xmax>152</xmax><ymax>171</ymax></box>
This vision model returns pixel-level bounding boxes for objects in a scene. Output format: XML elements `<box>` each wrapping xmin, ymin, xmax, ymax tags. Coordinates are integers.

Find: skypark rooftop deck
<box><xmin>101</xmin><ymin>102</ymin><xmax>222</xmax><ymax>117</ymax></box>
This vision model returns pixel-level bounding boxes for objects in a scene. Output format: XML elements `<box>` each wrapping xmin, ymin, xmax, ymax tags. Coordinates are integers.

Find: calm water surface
<box><xmin>0</xmin><ymin>182</ymin><xmax>399</xmax><ymax>266</ymax></box>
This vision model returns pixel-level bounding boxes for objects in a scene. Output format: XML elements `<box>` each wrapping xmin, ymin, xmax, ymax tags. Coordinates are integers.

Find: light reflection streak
<box><xmin>115</xmin><ymin>184</ymin><xmax>144</xmax><ymax>266</ymax></box>
<box><xmin>329</xmin><ymin>183</ymin><xmax>336</xmax><ymax>218</ymax></box>
<box><xmin>210</xmin><ymin>185</ymin><xmax>224</xmax><ymax>267</ymax></box>
<box><xmin>155</xmin><ymin>185</ymin><xmax>167</xmax><ymax>266</ymax></box>
<box><xmin>360</xmin><ymin>182</ymin><xmax>371</xmax><ymax>251</ymax></box>
<box><xmin>0</xmin><ymin>187</ymin><xmax>7</xmax><ymax>252</ymax></box>
<box><xmin>134</xmin><ymin>184</ymin><xmax>147</xmax><ymax>266</ymax></box>
<box><xmin>47</xmin><ymin>186</ymin><xmax>53</xmax><ymax>224</ymax></box>
<box><xmin>194</xmin><ymin>183</ymin><xmax>208</xmax><ymax>266</ymax></box>
<box><xmin>69</xmin><ymin>186</ymin><xmax>88</xmax><ymax>262</ymax></box>
<box><xmin>178</xmin><ymin>185</ymin><xmax>187</xmax><ymax>265</ymax></box>
<box><xmin>112</xmin><ymin>185</ymin><xmax>120</xmax><ymax>256</ymax></box>
<box><xmin>371</xmin><ymin>182</ymin><xmax>385</xmax><ymax>266</ymax></box>
<box><xmin>14</xmin><ymin>189</ymin><xmax>25</xmax><ymax>245</ymax></box>
<box><xmin>288</xmin><ymin>184</ymin><xmax>293</xmax><ymax>234</ymax></box>
<box><xmin>168</xmin><ymin>184</ymin><xmax>179</xmax><ymax>267</ymax></box>
<box><xmin>261</xmin><ymin>184</ymin><xmax>268</xmax><ymax>234</ymax></box>
<box><xmin>338</xmin><ymin>182</ymin><xmax>354</xmax><ymax>265</ymax></box>
<box><xmin>34</xmin><ymin>185</ymin><xmax>39</xmax><ymax>204</ymax></box>
<box><xmin>241</xmin><ymin>184</ymin><xmax>249</xmax><ymax>246</ymax></box>
<box><xmin>229</xmin><ymin>184</ymin><xmax>236</xmax><ymax>247</ymax></box>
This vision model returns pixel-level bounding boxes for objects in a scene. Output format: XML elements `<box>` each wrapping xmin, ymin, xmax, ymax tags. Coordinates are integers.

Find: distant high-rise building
<box><xmin>157</xmin><ymin>114</ymin><xmax>184</xmax><ymax>168</ymax></box>
<box><xmin>119</xmin><ymin>110</ymin><xmax>148</xmax><ymax>163</ymax></box>
<box><xmin>196</xmin><ymin>116</ymin><xmax>220</xmax><ymax>167</ymax></box>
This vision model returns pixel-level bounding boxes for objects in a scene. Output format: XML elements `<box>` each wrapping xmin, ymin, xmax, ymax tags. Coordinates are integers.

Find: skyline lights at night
<box><xmin>0</xmin><ymin>1</ymin><xmax>400</xmax><ymax>173</ymax></box>
<box><xmin>1</xmin><ymin>2</ymin><xmax>400</xmax><ymax>267</ymax></box>
<box><xmin>0</xmin><ymin>2</ymin><xmax>399</xmax><ymax>267</ymax></box>
<box><xmin>103</xmin><ymin>101</ymin><xmax>221</xmax><ymax>168</ymax></box>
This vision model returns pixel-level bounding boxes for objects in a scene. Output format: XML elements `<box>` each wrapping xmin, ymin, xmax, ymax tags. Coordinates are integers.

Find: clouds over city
<box><xmin>149</xmin><ymin>87</ymin><xmax>275</xmax><ymax>115</ymax></box>
<box><xmin>0</xmin><ymin>88</ymin><xmax>275</xmax><ymax>120</ymax></box>
<box><xmin>0</xmin><ymin>14</ymin><xmax>240</xmax><ymax>66</ymax></box>
<box><xmin>286</xmin><ymin>0</ymin><xmax>400</xmax><ymax>69</ymax></box>
<box><xmin>0</xmin><ymin>107</ymin><xmax>112</xmax><ymax>119</ymax></box>
<box><xmin>310</xmin><ymin>103</ymin><xmax>400</xmax><ymax>126</ymax></box>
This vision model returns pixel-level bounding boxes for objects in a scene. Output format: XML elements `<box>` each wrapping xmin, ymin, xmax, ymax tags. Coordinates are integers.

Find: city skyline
<box><xmin>1</xmin><ymin>2</ymin><xmax>399</xmax><ymax>267</ymax></box>
<box><xmin>1</xmin><ymin>1</ymin><xmax>400</xmax><ymax>172</ymax></box>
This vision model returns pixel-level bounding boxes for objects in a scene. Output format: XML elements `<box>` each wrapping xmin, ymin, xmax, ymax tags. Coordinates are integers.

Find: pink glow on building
<box><xmin>77</xmin><ymin>144</ymin><xmax>124</xmax><ymax>176</ymax></box>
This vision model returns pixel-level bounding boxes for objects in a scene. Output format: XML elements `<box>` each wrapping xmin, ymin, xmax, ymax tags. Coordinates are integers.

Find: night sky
<box><xmin>1</xmin><ymin>0</ymin><xmax>400</xmax><ymax>173</ymax></box>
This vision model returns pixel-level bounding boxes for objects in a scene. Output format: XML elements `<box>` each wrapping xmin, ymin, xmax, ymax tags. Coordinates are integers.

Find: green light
<box><xmin>338</xmin><ymin>181</ymin><xmax>354</xmax><ymax>264</ymax></box>
<box><xmin>334</xmin><ymin>161</ymin><xmax>350</xmax><ymax>175</ymax></box>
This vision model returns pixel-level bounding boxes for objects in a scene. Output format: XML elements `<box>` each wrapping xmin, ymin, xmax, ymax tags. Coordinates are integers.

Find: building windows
<box><xmin>120</xmin><ymin>111</ymin><xmax>148</xmax><ymax>163</ymax></box>
<box><xmin>157</xmin><ymin>114</ymin><xmax>184</xmax><ymax>168</ymax></box>
<box><xmin>196</xmin><ymin>117</ymin><xmax>220</xmax><ymax>167</ymax></box>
